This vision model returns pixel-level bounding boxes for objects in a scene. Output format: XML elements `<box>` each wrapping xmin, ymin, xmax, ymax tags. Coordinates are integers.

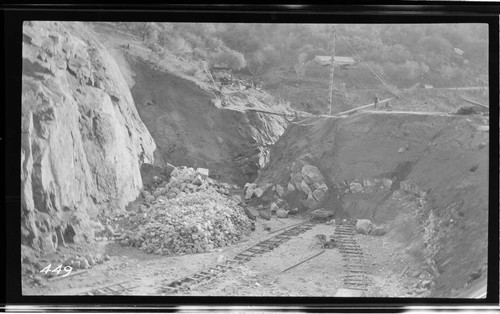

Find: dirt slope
<box><xmin>253</xmin><ymin>110</ymin><xmax>489</xmax><ymax>297</ymax></box>
<box><xmin>126</xmin><ymin>57</ymin><xmax>286</xmax><ymax>185</ymax></box>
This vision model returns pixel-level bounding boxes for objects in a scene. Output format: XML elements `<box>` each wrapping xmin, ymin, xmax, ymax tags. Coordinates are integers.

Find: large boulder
<box><xmin>290</xmin><ymin>173</ymin><xmax>303</xmax><ymax>189</ymax></box>
<box><xmin>300</xmin><ymin>180</ymin><xmax>312</xmax><ymax>196</ymax></box>
<box><xmin>370</xmin><ymin>225</ymin><xmax>387</xmax><ymax>236</ymax></box>
<box><xmin>312</xmin><ymin>188</ymin><xmax>328</xmax><ymax>203</ymax></box>
<box><xmin>253</xmin><ymin>188</ymin><xmax>264</xmax><ymax>198</ymax></box>
<box><xmin>244</xmin><ymin>183</ymin><xmax>257</xmax><ymax>199</ymax></box>
<box><xmin>303</xmin><ymin>194</ymin><xmax>321</xmax><ymax>210</ymax></box>
<box><xmin>356</xmin><ymin>219</ymin><xmax>373</xmax><ymax>235</ymax></box>
<box><xmin>270</xmin><ymin>202</ymin><xmax>279</xmax><ymax>213</ymax></box>
<box><xmin>276</xmin><ymin>184</ymin><xmax>285</xmax><ymax>197</ymax></box>
<box><xmin>196</xmin><ymin>167</ymin><xmax>209</xmax><ymax>178</ymax></box>
<box><xmin>276</xmin><ymin>208</ymin><xmax>289</xmax><ymax>218</ymax></box>
<box><xmin>301</xmin><ymin>165</ymin><xmax>325</xmax><ymax>184</ymax></box>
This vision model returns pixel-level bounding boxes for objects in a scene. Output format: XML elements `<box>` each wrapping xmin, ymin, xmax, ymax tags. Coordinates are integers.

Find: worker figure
<box><xmin>373</xmin><ymin>95</ymin><xmax>379</xmax><ymax>109</ymax></box>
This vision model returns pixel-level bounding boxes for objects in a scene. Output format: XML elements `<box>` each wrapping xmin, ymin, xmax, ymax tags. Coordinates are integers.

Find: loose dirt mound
<box><xmin>251</xmin><ymin>111</ymin><xmax>488</xmax><ymax>297</ymax></box>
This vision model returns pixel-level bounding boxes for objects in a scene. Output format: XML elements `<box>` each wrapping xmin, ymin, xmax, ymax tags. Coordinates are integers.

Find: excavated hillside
<box><xmin>126</xmin><ymin>57</ymin><xmax>287</xmax><ymax>185</ymax></box>
<box><xmin>21</xmin><ymin>22</ymin><xmax>489</xmax><ymax>299</ymax></box>
<box><xmin>251</xmin><ymin>111</ymin><xmax>489</xmax><ymax>297</ymax></box>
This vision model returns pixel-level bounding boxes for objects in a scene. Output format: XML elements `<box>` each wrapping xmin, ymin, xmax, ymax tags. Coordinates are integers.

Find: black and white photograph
<box><xmin>20</xmin><ymin>20</ymin><xmax>489</xmax><ymax>299</ymax></box>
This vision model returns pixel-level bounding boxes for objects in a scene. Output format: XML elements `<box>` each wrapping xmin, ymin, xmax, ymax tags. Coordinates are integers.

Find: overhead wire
<box><xmin>337</xmin><ymin>39</ymin><xmax>370</xmax><ymax>91</ymax></box>
<box><xmin>339</xmin><ymin>35</ymin><xmax>397</xmax><ymax>94</ymax></box>
<box><xmin>337</xmin><ymin>34</ymin><xmax>400</xmax><ymax>98</ymax></box>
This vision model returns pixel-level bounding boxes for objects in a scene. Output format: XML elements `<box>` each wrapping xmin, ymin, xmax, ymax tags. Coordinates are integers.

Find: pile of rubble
<box><xmin>355</xmin><ymin>219</ymin><xmax>387</xmax><ymax>236</ymax></box>
<box><xmin>116</xmin><ymin>167</ymin><xmax>253</xmax><ymax>256</ymax></box>
<box><xmin>245</xmin><ymin>161</ymin><xmax>329</xmax><ymax>211</ymax></box>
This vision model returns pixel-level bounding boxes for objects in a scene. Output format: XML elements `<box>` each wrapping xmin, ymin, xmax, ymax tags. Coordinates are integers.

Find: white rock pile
<box><xmin>119</xmin><ymin>167</ymin><xmax>252</xmax><ymax>256</ymax></box>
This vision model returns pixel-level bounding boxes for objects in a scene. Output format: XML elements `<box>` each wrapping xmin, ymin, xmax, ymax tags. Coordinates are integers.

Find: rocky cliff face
<box><xmin>21</xmin><ymin>21</ymin><xmax>156</xmax><ymax>253</ymax></box>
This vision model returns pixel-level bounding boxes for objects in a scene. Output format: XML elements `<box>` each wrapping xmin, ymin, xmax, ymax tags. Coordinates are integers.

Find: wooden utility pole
<box><xmin>328</xmin><ymin>25</ymin><xmax>336</xmax><ymax>115</ymax></box>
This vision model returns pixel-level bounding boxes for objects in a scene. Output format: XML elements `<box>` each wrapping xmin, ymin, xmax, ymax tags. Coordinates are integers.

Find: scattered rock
<box><xmin>325</xmin><ymin>219</ymin><xmax>335</xmax><ymax>225</ymax></box>
<box><xmin>303</xmin><ymin>194</ymin><xmax>321</xmax><ymax>210</ymax></box>
<box><xmin>276</xmin><ymin>184</ymin><xmax>285</xmax><ymax>197</ymax></box>
<box><xmin>231</xmin><ymin>194</ymin><xmax>242</xmax><ymax>204</ymax></box>
<box><xmin>382</xmin><ymin>178</ymin><xmax>393</xmax><ymax>189</ymax></box>
<box><xmin>72</xmin><ymin>260</ymin><xmax>81</xmax><ymax>269</ymax></box>
<box><xmin>259</xmin><ymin>210</ymin><xmax>272</xmax><ymax>220</ymax></box>
<box><xmin>301</xmin><ymin>165</ymin><xmax>325</xmax><ymax>185</ymax></box>
<box><xmin>196</xmin><ymin>168</ymin><xmax>209</xmax><ymax>178</ymax></box>
<box><xmin>300</xmin><ymin>180</ymin><xmax>312</xmax><ymax>196</ymax></box>
<box><xmin>311</xmin><ymin>208</ymin><xmax>334</xmax><ymax>219</ymax></box>
<box><xmin>262</xmin><ymin>223</ymin><xmax>271</xmax><ymax>231</ymax></box>
<box><xmin>192</xmin><ymin>175</ymin><xmax>204</xmax><ymax>186</ymax></box>
<box><xmin>253</xmin><ymin>188</ymin><xmax>264</xmax><ymax>198</ymax></box>
<box><xmin>245</xmin><ymin>183</ymin><xmax>257</xmax><ymax>199</ymax></box>
<box><xmin>276</xmin><ymin>208</ymin><xmax>289</xmax><ymax>218</ymax></box>
<box><xmin>33</xmin><ymin>276</ymin><xmax>43</xmax><ymax>284</ymax></box>
<box><xmin>287</xmin><ymin>182</ymin><xmax>295</xmax><ymax>192</ymax></box>
<box><xmin>290</xmin><ymin>173</ymin><xmax>303</xmax><ymax>188</ymax></box>
<box><xmin>312</xmin><ymin>188</ymin><xmax>327</xmax><ymax>202</ymax></box>
<box><xmin>350</xmin><ymin>182</ymin><xmax>363</xmax><ymax>193</ymax></box>
<box><xmin>80</xmin><ymin>258</ymin><xmax>90</xmax><ymax>269</ymax></box>
<box><xmin>421</xmin><ymin>280</ymin><xmax>432</xmax><ymax>289</ymax></box>
<box><xmin>370</xmin><ymin>225</ymin><xmax>387</xmax><ymax>236</ymax></box>
<box><xmin>356</xmin><ymin>219</ymin><xmax>373</xmax><ymax>235</ymax></box>
<box><xmin>291</xmin><ymin>161</ymin><xmax>301</xmax><ymax>173</ymax></box>
<box><xmin>165</xmin><ymin>163</ymin><xmax>177</xmax><ymax>176</ymax></box>
<box><xmin>120</xmin><ymin>239</ymin><xmax>130</xmax><ymax>246</ymax></box>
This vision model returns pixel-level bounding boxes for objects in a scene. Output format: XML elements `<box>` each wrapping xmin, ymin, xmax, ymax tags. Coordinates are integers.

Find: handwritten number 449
<box><xmin>40</xmin><ymin>264</ymin><xmax>73</xmax><ymax>277</ymax></box>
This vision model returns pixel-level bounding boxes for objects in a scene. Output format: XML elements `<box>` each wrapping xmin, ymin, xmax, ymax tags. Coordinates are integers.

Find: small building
<box><xmin>454</xmin><ymin>48</ymin><xmax>464</xmax><ymax>56</ymax></box>
<box><xmin>314</xmin><ymin>55</ymin><xmax>357</xmax><ymax>68</ymax></box>
<box><xmin>210</xmin><ymin>66</ymin><xmax>233</xmax><ymax>83</ymax></box>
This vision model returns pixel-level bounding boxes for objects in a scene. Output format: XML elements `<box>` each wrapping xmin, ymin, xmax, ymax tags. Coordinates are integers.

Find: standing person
<box><xmin>373</xmin><ymin>95</ymin><xmax>379</xmax><ymax>109</ymax></box>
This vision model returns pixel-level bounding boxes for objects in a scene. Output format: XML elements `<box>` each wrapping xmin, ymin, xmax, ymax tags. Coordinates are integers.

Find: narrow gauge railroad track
<box><xmin>156</xmin><ymin>220</ymin><xmax>316</xmax><ymax>294</ymax></box>
<box><xmin>334</xmin><ymin>223</ymin><xmax>368</xmax><ymax>291</ymax></box>
<box><xmin>84</xmin><ymin>281</ymin><xmax>139</xmax><ymax>295</ymax></box>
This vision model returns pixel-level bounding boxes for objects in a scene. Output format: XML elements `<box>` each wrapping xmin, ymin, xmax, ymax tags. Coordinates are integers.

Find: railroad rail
<box><xmin>157</xmin><ymin>220</ymin><xmax>316</xmax><ymax>294</ymax></box>
<box><xmin>84</xmin><ymin>280</ymin><xmax>139</xmax><ymax>295</ymax></box>
<box><xmin>334</xmin><ymin>222</ymin><xmax>368</xmax><ymax>291</ymax></box>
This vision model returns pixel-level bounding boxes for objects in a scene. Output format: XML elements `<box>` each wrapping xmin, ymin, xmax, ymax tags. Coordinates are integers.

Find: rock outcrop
<box><xmin>253</xmin><ymin>111</ymin><xmax>489</xmax><ymax>297</ymax></box>
<box><xmin>21</xmin><ymin>21</ymin><xmax>156</xmax><ymax>252</ymax></box>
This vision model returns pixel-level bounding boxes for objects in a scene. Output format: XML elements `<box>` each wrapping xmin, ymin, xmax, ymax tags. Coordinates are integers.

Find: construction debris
<box><xmin>281</xmin><ymin>250</ymin><xmax>325</xmax><ymax>273</ymax></box>
<box><xmin>113</xmin><ymin>167</ymin><xmax>252</xmax><ymax>256</ymax></box>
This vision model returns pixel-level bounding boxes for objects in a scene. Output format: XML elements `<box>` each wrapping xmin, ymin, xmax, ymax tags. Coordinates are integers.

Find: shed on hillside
<box><xmin>314</xmin><ymin>55</ymin><xmax>357</xmax><ymax>68</ymax></box>
<box><xmin>454</xmin><ymin>48</ymin><xmax>464</xmax><ymax>56</ymax></box>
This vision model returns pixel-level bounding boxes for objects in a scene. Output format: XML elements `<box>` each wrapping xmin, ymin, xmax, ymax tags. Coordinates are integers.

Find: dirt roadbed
<box><xmin>23</xmin><ymin>216</ymin><xmax>426</xmax><ymax>297</ymax></box>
